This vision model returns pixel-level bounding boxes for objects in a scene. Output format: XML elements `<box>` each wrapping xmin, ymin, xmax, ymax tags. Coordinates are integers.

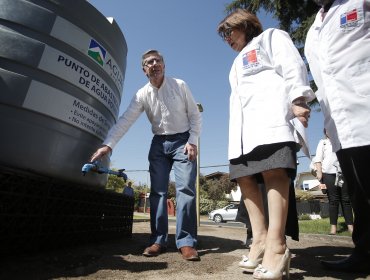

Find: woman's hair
<box><xmin>217</xmin><ymin>9</ymin><xmax>263</xmax><ymax>44</ymax></box>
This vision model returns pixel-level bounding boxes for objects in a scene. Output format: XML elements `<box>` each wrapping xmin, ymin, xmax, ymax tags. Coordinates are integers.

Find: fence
<box><xmin>296</xmin><ymin>200</ymin><xmax>343</xmax><ymax>218</ymax></box>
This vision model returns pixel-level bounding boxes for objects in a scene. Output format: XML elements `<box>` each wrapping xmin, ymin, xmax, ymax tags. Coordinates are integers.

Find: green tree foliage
<box><xmin>134</xmin><ymin>183</ymin><xmax>150</xmax><ymax>194</ymax></box>
<box><xmin>168</xmin><ymin>181</ymin><xmax>176</xmax><ymax>199</ymax></box>
<box><xmin>131</xmin><ymin>183</ymin><xmax>150</xmax><ymax>206</ymax></box>
<box><xmin>106</xmin><ymin>174</ymin><xmax>151</xmax><ymax>209</ymax></box>
<box><xmin>106</xmin><ymin>173</ymin><xmax>127</xmax><ymax>193</ymax></box>
<box><xmin>224</xmin><ymin>0</ymin><xmax>318</xmax><ymax>45</ymax></box>
<box><xmin>167</xmin><ymin>174</ymin><xmax>235</xmax><ymax>214</ymax></box>
<box><xmin>295</xmin><ymin>189</ymin><xmax>315</xmax><ymax>201</ymax></box>
<box><xmin>206</xmin><ymin>174</ymin><xmax>237</xmax><ymax>201</ymax></box>
<box><xmin>199</xmin><ymin>197</ymin><xmax>230</xmax><ymax>215</ymax></box>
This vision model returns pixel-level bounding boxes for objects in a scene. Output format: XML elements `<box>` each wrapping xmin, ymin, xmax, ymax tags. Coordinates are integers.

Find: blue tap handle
<box><xmin>81</xmin><ymin>161</ymin><xmax>127</xmax><ymax>181</ymax></box>
<box><xmin>81</xmin><ymin>162</ymin><xmax>98</xmax><ymax>175</ymax></box>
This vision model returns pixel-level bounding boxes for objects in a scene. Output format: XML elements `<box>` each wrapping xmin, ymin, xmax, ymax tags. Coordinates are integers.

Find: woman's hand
<box><xmin>292</xmin><ymin>98</ymin><xmax>311</xmax><ymax>128</ymax></box>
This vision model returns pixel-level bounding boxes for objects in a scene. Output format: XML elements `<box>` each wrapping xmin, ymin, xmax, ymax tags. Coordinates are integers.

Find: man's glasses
<box><xmin>222</xmin><ymin>28</ymin><xmax>233</xmax><ymax>40</ymax></box>
<box><xmin>143</xmin><ymin>58</ymin><xmax>162</xmax><ymax>67</ymax></box>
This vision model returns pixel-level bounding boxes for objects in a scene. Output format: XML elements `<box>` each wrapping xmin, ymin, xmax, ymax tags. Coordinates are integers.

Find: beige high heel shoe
<box><xmin>253</xmin><ymin>247</ymin><xmax>291</xmax><ymax>280</ymax></box>
<box><xmin>239</xmin><ymin>245</ymin><xmax>265</xmax><ymax>273</ymax></box>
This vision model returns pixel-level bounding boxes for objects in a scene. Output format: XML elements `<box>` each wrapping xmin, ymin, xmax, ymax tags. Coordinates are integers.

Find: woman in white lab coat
<box><xmin>217</xmin><ymin>9</ymin><xmax>314</xmax><ymax>280</ymax></box>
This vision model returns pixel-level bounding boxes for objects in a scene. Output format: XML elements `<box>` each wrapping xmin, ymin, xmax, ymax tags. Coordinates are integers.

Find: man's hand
<box><xmin>292</xmin><ymin>98</ymin><xmax>311</xmax><ymax>128</ymax></box>
<box><xmin>90</xmin><ymin>145</ymin><xmax>112</xmax><ymax>162</ymax></box>
<box><xmin>183</xmin><ymin>143</ymin><xmax>198</xmax><ymax>161</ymax></box>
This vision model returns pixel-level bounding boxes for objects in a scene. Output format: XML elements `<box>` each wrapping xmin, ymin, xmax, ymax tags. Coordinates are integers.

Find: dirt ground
<box><xmin>1</xmin><ymin>220</ymin><xmax>369</xmax><ymax>280</ymax></box>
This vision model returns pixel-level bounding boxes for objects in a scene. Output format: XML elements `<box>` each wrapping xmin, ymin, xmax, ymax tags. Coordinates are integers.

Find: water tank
<box><xmin>0</xmin><ymin>0</ymin><xmax>127</xmax><ymax>187</ymax></box>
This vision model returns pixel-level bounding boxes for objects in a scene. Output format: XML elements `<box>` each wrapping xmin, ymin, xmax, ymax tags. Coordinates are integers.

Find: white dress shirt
<box><xmin>103</xmin><ymin>77</ymin><xmax>201</xmax><ymax>149</ymax></box>
<box><xmin>314</xmin><ymin>138</ymin><xmax>338</xmax><ymax>174</ymax></box>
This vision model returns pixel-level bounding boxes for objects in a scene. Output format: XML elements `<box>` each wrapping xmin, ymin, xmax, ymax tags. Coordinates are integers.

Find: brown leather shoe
<box><xmin>179</xmin><ymin>246</ymin><xmax>200</xmax><ymax>261</ymax></box>
<box><xmin>142</xmin><ymin>243</ymin><xmax>165</xmax><ymax>257</ymax></box>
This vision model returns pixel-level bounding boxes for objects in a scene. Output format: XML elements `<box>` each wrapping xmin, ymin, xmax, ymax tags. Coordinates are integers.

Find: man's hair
<box><xmin>141</xmin><ymin>49</ymin><xmax>164</xmax><ymax>66</ymax></box>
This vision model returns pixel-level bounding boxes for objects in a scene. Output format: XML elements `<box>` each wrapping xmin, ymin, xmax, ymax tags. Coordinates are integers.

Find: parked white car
<box><xmin>208</xmin><ymin>203</ymin><xmax>239</xmax><ymax>223</ymax></box>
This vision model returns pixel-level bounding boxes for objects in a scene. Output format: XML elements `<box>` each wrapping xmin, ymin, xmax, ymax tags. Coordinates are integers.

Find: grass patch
<box><xmin>299</xmin><ymin>217</ymin><xmax>351</xmax><ymax>236</ymax></box>
<box><xmin>133</xmin><ymin>213</ymin><xmax>150</xmax><ymax>220</ymax></box>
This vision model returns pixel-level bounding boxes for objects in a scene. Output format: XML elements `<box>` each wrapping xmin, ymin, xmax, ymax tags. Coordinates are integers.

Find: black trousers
<box><xmin>322</xmin><ymin>173</ymin><xmax>353</xmax><ymax>226</ymax></box>
<box><xmin>337</xmin><ymin>145</ymin><xmax>370</xmax><ymax>255</ymax></box>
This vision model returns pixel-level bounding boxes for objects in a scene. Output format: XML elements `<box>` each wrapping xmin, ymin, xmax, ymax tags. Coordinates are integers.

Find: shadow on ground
<box><xmin>289</xmin><ymin>245</ymin><xmax>369</xmax><ymax>280</ymax></box>
<box><xmin>0</xmin><ymin>231</ymin><xmax>244</xmax><ymax>280</ymax></box>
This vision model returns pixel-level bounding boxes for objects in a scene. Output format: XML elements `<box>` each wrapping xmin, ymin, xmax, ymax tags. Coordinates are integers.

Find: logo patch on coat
<box><xmin>340</xmin><ymin>8</ymin><xmax>362</xmax><ymax>31</ymax></box>
<box><xmin>242</xmin><ymin>49</ymin><xmax>260</xmax><ymax>71</ymax></box>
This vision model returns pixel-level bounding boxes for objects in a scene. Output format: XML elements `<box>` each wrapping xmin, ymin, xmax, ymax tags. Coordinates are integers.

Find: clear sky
<box><xmin>87</xmin><ymin>0</ymin><xmax>324</xmax><ymax>186</ymax></box>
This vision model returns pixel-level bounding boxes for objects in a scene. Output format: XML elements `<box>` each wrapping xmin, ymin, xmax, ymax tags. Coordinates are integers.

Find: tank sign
<box><xmin>0</xmin><ymin>0</ymin><xmax>127</xmax><ymax>187</ymax></box>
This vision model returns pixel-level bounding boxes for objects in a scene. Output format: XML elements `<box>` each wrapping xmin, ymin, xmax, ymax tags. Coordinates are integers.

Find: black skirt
<box><xmin>231</xmin><ymin>142</ymin><xmax>299</xmax><ymax>241</ymax></box>
<box><xmin>229</xmin><ymin>142</ymin><xmax>298</xmax><ymax>182</ymax></box>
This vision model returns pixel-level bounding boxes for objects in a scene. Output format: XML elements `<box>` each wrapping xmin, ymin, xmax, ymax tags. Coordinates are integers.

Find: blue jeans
<box><xmin>148</xmin><ymin>131</ymin><xmax>197</xmax><ymax>249</ymax></box>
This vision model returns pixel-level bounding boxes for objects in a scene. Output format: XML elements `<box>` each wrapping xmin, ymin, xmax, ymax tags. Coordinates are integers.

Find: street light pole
<box><xmin>196</xmin><ymin>103</ymin><xmax>203</xmax><ymax>227</ymax></box>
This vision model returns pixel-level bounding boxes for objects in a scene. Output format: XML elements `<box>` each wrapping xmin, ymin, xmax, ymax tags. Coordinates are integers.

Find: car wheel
<box><xmin>213</xmin><ymin>214</ymin><xmax>223</xmax><ymax>223</ymax></box>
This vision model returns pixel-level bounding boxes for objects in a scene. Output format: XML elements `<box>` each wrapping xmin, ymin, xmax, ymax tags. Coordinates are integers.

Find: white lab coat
<box><xmin>228</xmin><ymin>28</ymin><xmax>314</xmax><ymax>160</ymax></box>
<box><xmin>305</xmin><ymin>0</ymin><xmax>370</xmax><ymax>152</ymax></box>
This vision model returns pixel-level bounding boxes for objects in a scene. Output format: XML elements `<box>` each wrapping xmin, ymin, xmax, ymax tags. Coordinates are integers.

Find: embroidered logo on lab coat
<box><xmin>340</xmin><ymin>8</ymin><xmax>362</xmax><ymax>31</ymax></box>
<box><xmin>242</xmin><ymin>49</ymin><xmax>261</xmax><ymax>72</ymax></box>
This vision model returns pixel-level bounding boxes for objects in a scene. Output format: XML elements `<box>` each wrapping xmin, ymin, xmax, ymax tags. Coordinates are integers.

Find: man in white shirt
<box><xmin>90</xmin><ymin>50</ymin><xmax>202</xmax><ymax>261</ymax></box>
<box><xmin>305</xmin><ymin>0</ymin><xmax>370</xmax><ymax>273</ymax></box>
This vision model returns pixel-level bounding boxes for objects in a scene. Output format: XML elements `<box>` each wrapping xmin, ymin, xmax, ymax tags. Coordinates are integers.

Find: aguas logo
<box><xmin>88</xmin><ymin>39</ymin><xmax>106</xmax><ymax>66</ymax></box>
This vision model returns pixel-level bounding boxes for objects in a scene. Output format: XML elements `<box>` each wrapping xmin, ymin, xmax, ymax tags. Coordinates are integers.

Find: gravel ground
<box><xmin>1</xmin><ymin>220</ymin><xmax>369</xmax><ymax>280</ymax></box>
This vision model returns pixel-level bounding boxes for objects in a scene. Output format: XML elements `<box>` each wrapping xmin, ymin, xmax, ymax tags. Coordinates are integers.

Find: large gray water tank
<box><xmin>0</xmin><ymin>0</ymin><xmax>127</xmax><ymax>187</ymax></box>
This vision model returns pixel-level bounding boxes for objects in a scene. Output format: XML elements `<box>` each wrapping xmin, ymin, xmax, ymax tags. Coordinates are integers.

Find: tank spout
<box><xmin>81</xmin><ymin>161</ymin><xmax>127</xmax><ymax>181</ymax></box>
